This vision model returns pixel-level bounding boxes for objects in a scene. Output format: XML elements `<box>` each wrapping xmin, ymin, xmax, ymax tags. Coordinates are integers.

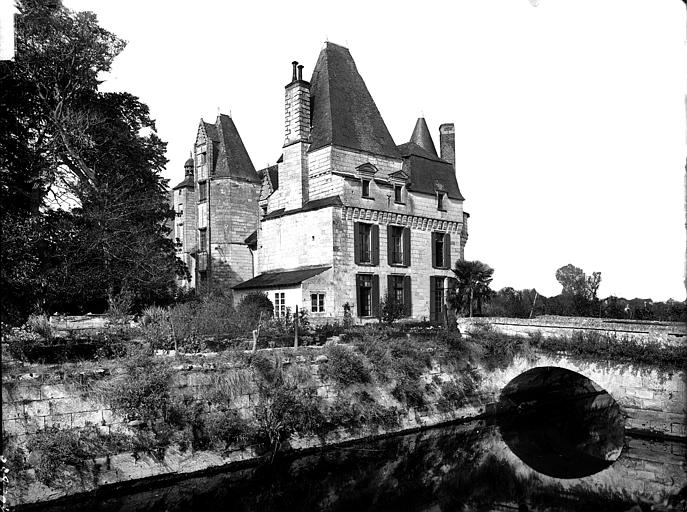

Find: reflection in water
<box><xmin>29</xmin><ymin>420</ymin><xmax>685</xmax><ymax>512</ymax></box>
<box><xmin>496</xmin><ymin>366</ymin><xmax>625</xmax><ymax>479</ymax></box>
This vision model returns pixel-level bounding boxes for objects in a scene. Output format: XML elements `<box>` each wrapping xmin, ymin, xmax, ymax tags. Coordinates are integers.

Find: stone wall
<box><xmin>2</xmin><ymin>350</ymin><xmax>483</xmax><ymax>506</ymax></box>
<box><xmin>257</xmin><ymin>207</ymin><xmax>335</xmax><ymax>273</ymax></box>
<box><xmin>3</xmin><ymin>347</ymin><xmax>684</xmax><ymax>506</ymax></box>
<box><xmin>456</xmin><ymin>316</ymin><xmax>687</xmax><ymax>347</ymax></box>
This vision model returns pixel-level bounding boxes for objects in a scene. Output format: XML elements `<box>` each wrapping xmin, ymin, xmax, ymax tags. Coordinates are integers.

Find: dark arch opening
<box><xmin>497</xmin><ymin>367</ymin><xmax>624</xmax><ymax>479</ymax></box>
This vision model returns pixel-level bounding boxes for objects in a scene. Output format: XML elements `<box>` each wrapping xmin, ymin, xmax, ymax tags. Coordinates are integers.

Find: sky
<box><xmin>62</xmin><ymin>0</ymin><xmax>687</xmax><ymax>301</ymax></box>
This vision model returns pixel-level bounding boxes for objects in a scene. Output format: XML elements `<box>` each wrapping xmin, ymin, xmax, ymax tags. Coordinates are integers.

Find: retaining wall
<box><xmin>3</xmin><ymin>346</ymin><xmax>685</xmax><ymax>507</ymax></box>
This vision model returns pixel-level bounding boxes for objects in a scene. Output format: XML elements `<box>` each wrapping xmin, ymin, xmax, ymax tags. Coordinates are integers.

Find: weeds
<box><xmin>26</xmin><ymin>426</ymin><xmax>134</xmax><ymax>486</ymax></box>
<box><xmin>320</xmin><ymin>345</ymin><xmax>371</xmax><ymax>388</ymax></box>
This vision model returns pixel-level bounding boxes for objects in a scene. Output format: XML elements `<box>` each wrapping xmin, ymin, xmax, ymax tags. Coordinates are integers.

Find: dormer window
<box><xmin>362</xmin><ymin>179</ymin><xmax>371</xmax><ymax>198</ymax></box>
<box><xmin>394</xmin><ymin>184</ymin><xmax>404</xmax><ymax>204</ymax></box>
<box><xmin>437</xmin><ymin>192</ymin><xmax>446</xmax><ymax>211</ymax></box>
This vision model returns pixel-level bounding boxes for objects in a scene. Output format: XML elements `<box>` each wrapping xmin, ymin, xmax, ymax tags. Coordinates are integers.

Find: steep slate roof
<box><xmin>258</xmin><ymin>164</ymin><xmax>279</xmax><ymax>201</ymax></box>
<box><xmin>398</xmin><ymin>121</ymin><xmax>464</xmax><ymax>200</ymax></box>
<box><xmin>409</xmin><ymin>118</ymin><xmax>438</xmax><ymax>157</ymax></box>
<box><xmin>202</xmin><ymin>122</ymin><xmax>218</xmax><ymax>142</ymax></box>
<box><xmin>233</xmin><ymin>266</ymin><xmax>331</xmax><ymax>290</ymax></box>
<box><xmin>309</xmin><ymin>42</ymin><xmax>400</xmax><ymax>159</ymax></box>
<box><xmin>401</xmin><ymin>155</ymin><xmax>464</xmax><ymax>201</ymax></box>
<box><xmin>214</xmin><ymin>115</ymin><xmax>260</xmax><ymax>183</ymax></box>
<box><xmin>172</xmin><ymin>176</ymin><xmax>194</xmax><ymax>190</ymax></box>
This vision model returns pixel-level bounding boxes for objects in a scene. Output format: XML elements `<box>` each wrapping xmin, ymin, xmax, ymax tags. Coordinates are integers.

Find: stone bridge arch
<box><xmin>478</xmin><ymin>351</ymin><xmax>686</xmax><ymax>439</ymax></box>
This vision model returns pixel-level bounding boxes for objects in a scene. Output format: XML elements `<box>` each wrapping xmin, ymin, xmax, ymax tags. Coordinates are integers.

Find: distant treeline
<box><xmin>482</xmin><ymin>287</ymin><xmax>687</xmax><ymax>322</ymax></box>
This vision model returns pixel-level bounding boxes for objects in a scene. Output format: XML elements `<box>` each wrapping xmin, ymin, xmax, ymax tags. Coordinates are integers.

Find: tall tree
<box><xmin>451</xmin><ymin>260</ymin><xmax>495</xmax><ymax>317</ymax></box>
<box><xmin>554</xmin><ymin>264</ymin><xmax>602</xmax><ymax>316</ymax></box>
<box><xmin>1</xmin><ymin>0</ymin><xmax>182</xmax><ymax>323</ymax></box>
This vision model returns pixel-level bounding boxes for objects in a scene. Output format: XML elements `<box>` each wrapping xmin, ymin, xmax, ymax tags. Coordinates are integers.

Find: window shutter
<box><xmin>356</xmin><ymin>274</ymin><xmax>363</xmax><ymax>316</ymax></box>
<box><xmin>431</xmin><ymin>232</ymin><xmax>437</xmax><ymax>269</ymax></box>
<box><xmin>404</xmin><ymin>276</ymin><xmax>412</xmax><ymax>317</ymax></box>
<box><xmin>429</xmin><ymin>276</ymin><xmax>436</xmax><ymax>321</ymax></box>
<box><xmin>444</xmin><ymin>233</ymin><xmax>451</xmax><ymax>269</ymax></box>
<box><xmin>371</xmin><ymin>224</ymin><xmax>379</xmax><ymax>266</ymax></box>
<box><xmin>372</xmin><ymin>274</ymin><xmax>380</xmax><ymax>317</ymax></box>
<box><xmin>387</xmin><ymin>274</ymin><xmax>394</xmax><ymax>301</ymax></box>
<box><xmin>387</xmin><ymin>225</ymin><xmax>393</xmax><ymax>265</ymax></box>
<box><xmin>403</xmin><ymin>228</ymin><xmax>411</xmax><ymax>267</ymax></box>
<box><xmin>354</xmin><ymin>222</ymin><xmax>361</xmax><ymax>265</ymax></box>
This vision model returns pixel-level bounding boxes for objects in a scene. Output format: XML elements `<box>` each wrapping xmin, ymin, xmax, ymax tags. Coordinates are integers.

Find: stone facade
<box><xmin>236</xmin><ymin>43</ymin><xmax>470</xmax><ymax>322</ymax></box>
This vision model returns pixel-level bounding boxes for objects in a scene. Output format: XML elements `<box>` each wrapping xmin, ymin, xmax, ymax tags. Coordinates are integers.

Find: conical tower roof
<box><xmin>309</xmin><ymin>42</ymin><xmax>400</xmax><ymax>158</ymax></box>
<box><xmin>409</xmin><ymin>117</ymin><xmax>438</xmax><ymax>157</ymax></box>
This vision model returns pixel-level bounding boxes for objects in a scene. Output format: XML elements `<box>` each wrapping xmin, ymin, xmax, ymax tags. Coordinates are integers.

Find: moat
<box><xmin>24</xmin><ymin>394</ymin><xmax>687</xmax><ymax>512</ymax></box>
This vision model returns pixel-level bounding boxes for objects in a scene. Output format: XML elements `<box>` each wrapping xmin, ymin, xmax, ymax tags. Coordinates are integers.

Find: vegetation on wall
<box><xmin>6</xmin><ymin>318</ymin><xmax>686</xmax><ymax>489</ymax></box>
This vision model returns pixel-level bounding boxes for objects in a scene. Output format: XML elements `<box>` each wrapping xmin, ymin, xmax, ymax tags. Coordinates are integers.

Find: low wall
<box><xmin>456</xmin><ymin>316</ymin><xmax>687</xmax><ymax>346</ymax></box>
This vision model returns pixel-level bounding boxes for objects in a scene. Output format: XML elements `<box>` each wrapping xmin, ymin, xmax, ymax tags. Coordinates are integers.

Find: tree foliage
<box><xmin>450</xmin><ymin>260</ymin><xmax>495</xmax><ymax>317</ymax></box>
<box><xmin>1</xmin><ymin>1</ymin><xmax>182</xmax><ymax>323</ymax></box>
<box><xmin>554</xmin><ymin>264</ymin><xmax>602</xmax><ymax>316</ymax></box>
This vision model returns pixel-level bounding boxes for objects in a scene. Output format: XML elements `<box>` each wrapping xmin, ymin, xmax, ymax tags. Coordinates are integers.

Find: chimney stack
<box><xmin>282</xmin><ymin>61</ymin><xmax>311</xmax><ymax>209</ymax></box>
<box><xmin>291</xmin><ymin>61</ymin><xmax>298</xmax><ymax>83</ymax></box>
<box><xmin>439</xmin><ymin>123</ymin><xmax>455</xmax><ymax>169</ymax></box>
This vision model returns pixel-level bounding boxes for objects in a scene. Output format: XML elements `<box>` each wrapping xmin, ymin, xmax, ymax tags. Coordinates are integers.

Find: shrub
<box><xmin>236</xmin><ymin>292</ymin><xmax>273</xmax><ymax>329</ymax></box>
<box><xmin>106</xmin><ymin>357</ymin><xmax>173</xmax><ymax>427</ymax></box>
<box><xmin>320</xmin><ymin>344</ymin><xmax>371</xmax><ymax>388</ymax></box>
<box><xmin>252</xmin><ymin>383</ymin><xmax>326</xmax><ymax>458</ymax></box>
<box><xmin>26</xmin><ymin>426</ymin><xmax>133</xmax><ymax>485</ymax></box>
<box><xmin>325</xmin><ymin>391</ymin><xmax>399</xmax><ymax>433</ymax></box>
<box><xmin>391</xmin><ymin>378</ymin><xmax>425</xmax><ymax>408</ymax></box>
<box><xmin>3</xmin><ymin>325</ymin><xmax>42</xmax><ymax>361</ymax></box>
<box><xmin>380</xmin><ymin>290</ymin><xmax>408</xmax><ymax>324</ymax></box>
<box><xmin>141</xmin><ymin>305</ymin><xmax>167</xmax><ymax>325</ymax></box>
<box><xmin>107</xmin><ymin>288</ymin><xmax>135</xmax><ymax>323</ymax></box>
<box><xmin>25</xmin><ymin>314</ymin><xmax>54</xmax><ymax>340</ymax></box>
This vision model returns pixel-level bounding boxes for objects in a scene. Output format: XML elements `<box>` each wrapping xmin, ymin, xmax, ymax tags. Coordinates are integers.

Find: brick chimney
<box><xmin>439</xmin><ymin>123</ymin><xmax>455</xmax><ymax>168</ymax></box>
<box><xmin>282</xmin><ymin>61</ymin><xmax>311</xmax><ymax>209</ymax></box>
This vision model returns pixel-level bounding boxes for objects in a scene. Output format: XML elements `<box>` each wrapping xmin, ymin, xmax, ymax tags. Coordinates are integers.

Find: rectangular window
<box><xmin>358</xmin><ymin>274</ymin><xmax>373</xmax><ymax>317</ymax></box>
<box><xmin>432</xmin><ymin>232</ymin><xmax>451</xmax><ymax>269</ymax></box>
<box><xmin>177</xmin><ymin>203</ymin><xmax>183</xmax><ymax>217</ymax></box>
<box><xmin>311</xmin><ymin>293</ymin><xmax>325</xmax><ymax>313</ymax></box>
<box><xmin>390</xmin><ymin>275</ymin><xmax>404</xmax><ymax>303</ymax></box>
<box><xmin>431</xmin><ymin>276</ymin><xmax>446</xmax><ymax>322</ymax></box>
<box><xmin>274</xmin><ymin>292</ymin><xmax>286</xmax><ymax>318</ymax></box>
<box><xmin>390</xmin><ymin>226</ymin><xmax>403</xmax><ymax>265</ymax></box>
<box><xmin>394</xmin><ymin>184</ymin><xmax>404</xmax><ymax>204</ymax></box>
<box><xmin>354</xmin><ymin>222</ymin><xmax>379</xmax><ymax>266</ymax></box>
<box><xmin>361</xmin><ymin>179</ymin><xmax>371</xmax><ymax>198</ymax></box>
<box><xmin>198</xmin><ymin>181</ymin><xmax>207</xmax><ymax>202</ymax></box>
<box><xmin>437</xmin><ymin>192</ymin><xmax>446</xmax><ymax>211</ymax></box>
<box><xmin>199</xmin><ymin>228</ymin><xmax>207</xmax><ymax>252</ymax></box>
<box><xmin>356</xmin><ymin>274</ymin><xmax>379</xmax><ymax>317</ymax></box>
<box><xmin>435</xmin><ymin>233</ymin><xmax>445</xmax><ymax>268</ymax></box>
<box><xmin>359</xmin><ymin>223</ymin><xmax>372</xmax><ymax>263</ymax></box>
